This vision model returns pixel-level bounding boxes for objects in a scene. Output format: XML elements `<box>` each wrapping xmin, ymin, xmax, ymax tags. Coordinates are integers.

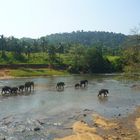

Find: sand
<box><xmin>55</xmin><ymin>108</ymin><xmax>140</xmax><ymax>140</ymax></box>
<box><xmin>0</xmin><ymin>69</ymin><xmax>13</xmax><ymax>79</ymax></box>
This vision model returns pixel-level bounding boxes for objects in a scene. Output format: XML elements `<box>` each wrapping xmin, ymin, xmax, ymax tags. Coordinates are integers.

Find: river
<box><xmin>0</xmin><ymin>74</ymin><xmax>139</xmax><ymax>139</ymax></box>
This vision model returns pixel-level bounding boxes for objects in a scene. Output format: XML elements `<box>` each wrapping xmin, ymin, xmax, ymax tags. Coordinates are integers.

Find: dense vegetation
<box><xmin>0</xmin><ymin>31</ymin><xmax>139</xmax><ymax>74</ymax></box>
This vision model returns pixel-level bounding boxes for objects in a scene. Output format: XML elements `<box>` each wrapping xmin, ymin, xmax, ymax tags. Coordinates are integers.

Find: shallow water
<box><xmin>0</xmin><ymin>74</ymin><xmax>140</xmax><ymax>139</ymax></box>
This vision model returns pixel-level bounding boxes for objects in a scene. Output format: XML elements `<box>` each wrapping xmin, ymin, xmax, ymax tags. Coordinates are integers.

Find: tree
<box><xmin>123</xmin><ymin>46</ymin><xmax>140</xmax><ymax>73</ymax></box>
<box><xmin>56</xmin><ymin>43</ymin><xmax>64</xmax><ymax>65</ymax></box>
<box><xmin>40</xmin><ymin>37</ymin><xmax>48</xmax><ymax>58</ymax></box>
<box><xmin>85</xmin><ymin>47</ymin><xmax>111</xmax><ymax>73</ymax></box>
<box><xmin>122</xmin><ymin>25</ymin><xmax>140</xmax><ymax>73</ymax></box>
<box><xmin>68</xmin><ymin>44</ymin><xmax>86</xmax><ymax>73</ymax></box>
<box><xmin>0</xmin><ymin>35</ymin><xmax>6</xmax><ymax>58</ymax></box>
<box><xmin>47</xmin><ymin>44</ymin><xmax>58</xmax><ymax>67</ymax></box>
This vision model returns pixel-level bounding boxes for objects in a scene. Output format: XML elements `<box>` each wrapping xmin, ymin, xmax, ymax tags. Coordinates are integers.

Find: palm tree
<box><xmin>0</xmin><ymin>35</ymin><xmax>6</xmax><ymax>58</ymax></box>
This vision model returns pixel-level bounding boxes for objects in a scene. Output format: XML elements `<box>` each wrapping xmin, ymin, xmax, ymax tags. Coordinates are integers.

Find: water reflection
<box><xmin>98</xmin><ymin>96</ymin><xmax>108</xmax><ymax>104</ymax></box>
<box><xmin>131</xmin><ymin>84</ymin><xmax>140</xmax><ymax>91</ymax></box>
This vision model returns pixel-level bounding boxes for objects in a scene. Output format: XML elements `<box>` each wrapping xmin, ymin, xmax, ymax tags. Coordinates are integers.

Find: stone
<box><xmin>34</xmin><ymin>127</ymin><xmax>40</xmax><ymax>131</ymax></box>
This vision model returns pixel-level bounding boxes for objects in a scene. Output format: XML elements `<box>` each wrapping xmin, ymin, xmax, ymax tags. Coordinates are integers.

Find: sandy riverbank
<box><xmin>0</xmin><ymin>69</ymin><xmax>13</xmax><ymax>79</ymax></box>
<box><xmin>55</xmin><ymin>107</ymin><xmax>140</xmax><ymax>140</ymax></box>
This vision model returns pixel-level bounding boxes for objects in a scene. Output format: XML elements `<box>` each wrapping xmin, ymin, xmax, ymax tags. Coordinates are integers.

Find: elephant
<box><xmin>25</xmin><ymin>81</ymin><xmax>34</xmax><ymax>92</ymax></box>
<box><xmin>11</xmin><ymin>87</ymin><xmax>18</xmax><ymax>94</ymax></box>
<box><xmin>75</xmin><ymin>83</ymin><xmax>80</xmax><ymax>89</ymax></box>
<box><xmin>56</xmin><ymin>82</ymin><xmax>65</xmax><ymax>90</ymax></box>
<box><xmin>98</xmin><ymin>89</ymin><xmax>109</xmax><ymax>97</ymax></box>
<box><xmin>80</xmin><ymin>80</ymin><xmax>88</xmax><ymax>87</ymax></box>
<box><xmin>19</xmin><ymin>85</ymin><xmax>25</xmax><ymax>93</ymax></box>
<box><xmin>1</xmin><ymin>86</ymin><xmax>11</xmax><ymax>95</ymax></box>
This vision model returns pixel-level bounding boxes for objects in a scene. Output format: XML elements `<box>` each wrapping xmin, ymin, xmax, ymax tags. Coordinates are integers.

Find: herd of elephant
<box><xmin>1</xmin><ymin>81</ymin><xmax>34</xmax><ymax>96</ymax></box>
<box><xmin>56</xmin><ymin>80</ymin><xmax>109</xmax><ymax>96</ymax></box>
<box><xmin>1</xmin><ymin>79</ymin><xmax>109</xmax><ymax>97</ymax></box>
<box><xmin>56</xmin><ymin>80</ymin><xmax>88</xmax><ymax>90</ymax></box>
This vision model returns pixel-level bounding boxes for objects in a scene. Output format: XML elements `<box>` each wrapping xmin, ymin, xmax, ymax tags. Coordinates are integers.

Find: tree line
<box><xmin>0</xmin><ymin>31</ymin><xmax>139</xmax><ymax>74</ymax></box>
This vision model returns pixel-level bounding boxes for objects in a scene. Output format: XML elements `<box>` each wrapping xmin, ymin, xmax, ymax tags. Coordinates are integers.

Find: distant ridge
<box><xmin>45</xmin><ymin>31</ymin><xmax>127</xmax><ymax>48</ymax></box>
<box><xmin>20</xmin><ymin>31</ymin><xmax>127</xmax><ymax>48</ymax></box>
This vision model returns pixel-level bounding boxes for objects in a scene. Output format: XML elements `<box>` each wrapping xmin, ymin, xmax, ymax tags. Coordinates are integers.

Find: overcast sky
<box><xmin>0</xmin><ymin>0</ymin><xmax>140</xmax><ymax>38</ymax></box>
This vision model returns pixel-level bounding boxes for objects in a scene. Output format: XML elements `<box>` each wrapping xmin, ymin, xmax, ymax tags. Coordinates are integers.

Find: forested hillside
<box><xmin>0</xmin><ymin>31</ymin><xmax>127</xmax><ymax>54</ymax></box>
<box><xmin>0</xmin><ymin>31</ymin><xmax>139</xmax><ymax>74</ymax></box>
<box><xmin>46</xmin><ymin>31</ymin><xmax>126</xmax><ymax>48</ymax></box>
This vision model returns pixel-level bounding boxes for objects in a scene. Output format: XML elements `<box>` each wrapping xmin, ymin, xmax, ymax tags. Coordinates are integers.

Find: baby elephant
<box><xmin>98</xmin><ymin>89</ymin><xmax>109</xmax><ymax>97</ymax></box>
<box><xmin>19</xmin><ymin>85</ymin><xmax>25</xmax><ymax>93</ymax></box>
<box><xmin>11</xmin><ymin>87</ymin><xmax>19</xmax><ymax>94</ymax></box>
<box><xmin>56</xmin><ymin>82</ymin><xmax>65</xmax><ymax>89</ymax></box>
<box><xmin>75</xmin><ymin>83</ymin><xmax>80</xmax><ymax>89</ymax></box>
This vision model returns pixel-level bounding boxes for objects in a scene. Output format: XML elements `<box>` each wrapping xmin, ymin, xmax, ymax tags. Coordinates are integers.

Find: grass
<box><xmin>9</xmin><ymin>68</ymin><xmax>69</xmax><ymax>77</ymax></box>
<box><xmin>0</xmin><ymin>52</ymin><xmax>72</xmax><ymax>64</ymax></box>
<box><xmin>0</xmin><ymin>52</ymin><xmax>69</xmax><ymax>77</ymax></box>
<box><xmin>0</xmin><ymin>52</ymin><xmax>49</xmax><ymax>64</ymax></box>
<box><xmin>106</xmin><ymin>55</ymin><xmax>120</xmax><ymax>62</ymax></box>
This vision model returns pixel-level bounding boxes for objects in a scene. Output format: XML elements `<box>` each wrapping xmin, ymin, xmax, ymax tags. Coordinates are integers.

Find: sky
<box><xmin>0</xmin><ymin>0</ymin><xmax>140</xmax><ymax>38</ymax></box>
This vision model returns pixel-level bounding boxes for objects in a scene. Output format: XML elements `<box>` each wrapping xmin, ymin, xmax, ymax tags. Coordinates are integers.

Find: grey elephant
<box><xmin>98</xmin><ymin>89</ymin><xmax>109</xmax><ymax>96</ymax></box>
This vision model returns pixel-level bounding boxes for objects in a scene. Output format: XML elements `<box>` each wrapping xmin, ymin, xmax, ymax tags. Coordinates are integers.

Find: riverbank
<box><xmin>55</xmin><ymin>107</ymin><xmax>140</xmax><ymax>140</ymax></box>
<box><xmin>1</xmin><ymin>107</ymin><xmax>140</xmax><ymax>140</ymax></box>
<box><xmin>0</xmin><ymin>69</ymin><xmax>13</xmax><ymax>79</ymax></box>
<box><xmin>0</xmin><ymin>68</ymin><xmax>69</xmax><ymax>79</ymax></box>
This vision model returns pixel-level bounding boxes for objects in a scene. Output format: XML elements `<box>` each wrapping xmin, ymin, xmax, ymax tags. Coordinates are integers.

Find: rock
<box><xmin>0</xmin><ymin>136</ymin><xmax>6</xmax><ymax>140</ymax></box>
<box><xmin>83</xmin><ymin>114</ymin><xmax>87</xmax><ymax>117</ymax></box>
<box><xmin>94</xmin><ymin>123</ymin><xmax>98</xmax><ymax>127</ymax></box>
<box><xmin>34</xmin><ymin>127</ymin><xmax>40</xmax><ymax>131</ymax></box>
<box><xmin>80</xmin><ymin>120</ymin><xmax>86</xmax><ymax>124</ymax></box>
<box><xmin>114</xmin><ymin>127</ymin><xmax>118</xmax><ymax>130</ymax></box>
<box><xmin>16</xmin><ymin>125</ymin><xmax>26</xmax><ymax>132</ymax></box>
<box><xmin>53</xmin><ymin>122</ymin><xmax>61</xmax><ymax>126</ymax></box>
<box><xmin>118</xmin><ymin>114</ymin><xmax>121</xmax><ymax>117</ymax></box>
<box><xmin>25</xmin><ymin>127</ymin><xmax>32</xmax><ymax>131</ymax></box>
<box><xmin>84</xmin><ymin>109</ymin><xmax>90</xmax><ymax>111</ymax></box>
<box><xmin>2</xmin><ymin>116</ymin><xmax>13</xmax><ymax>126</ymax></box>
<box><xmin>7</xmin><ymin>137</ymin><xmax>18</xmax><ymax>140</ymax></box>
<box><xmin>36</xmin><ymin>119</ymin><xmax>45</xmax><ymax>125</ymax></box>
<box><xmin>121</xmin><ymin>133</ymin><xmax>126</xmax><ymax>136</ymax></box>
<box><xmin>0</xmin><ymin>126</ymin><xmax>8</xmax><ymax>132</ymax></box>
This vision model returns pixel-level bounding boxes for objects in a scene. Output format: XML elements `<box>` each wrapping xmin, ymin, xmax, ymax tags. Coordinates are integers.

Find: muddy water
<box><xmin>0</xmin><ymin>74</ymin><xmax>140</xmax><ymax>139</ymax></box>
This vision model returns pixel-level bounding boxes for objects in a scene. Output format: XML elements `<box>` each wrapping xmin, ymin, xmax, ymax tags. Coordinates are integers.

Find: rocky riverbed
<box><xmin>0</xmin><ymin>109</ymin><xmax>95</xmax><ymax>140</ymax></box>
<box><xmin>1</xmin><ymin>107</ymin><xmax>140</xmax><ymax>140</ymax></box>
